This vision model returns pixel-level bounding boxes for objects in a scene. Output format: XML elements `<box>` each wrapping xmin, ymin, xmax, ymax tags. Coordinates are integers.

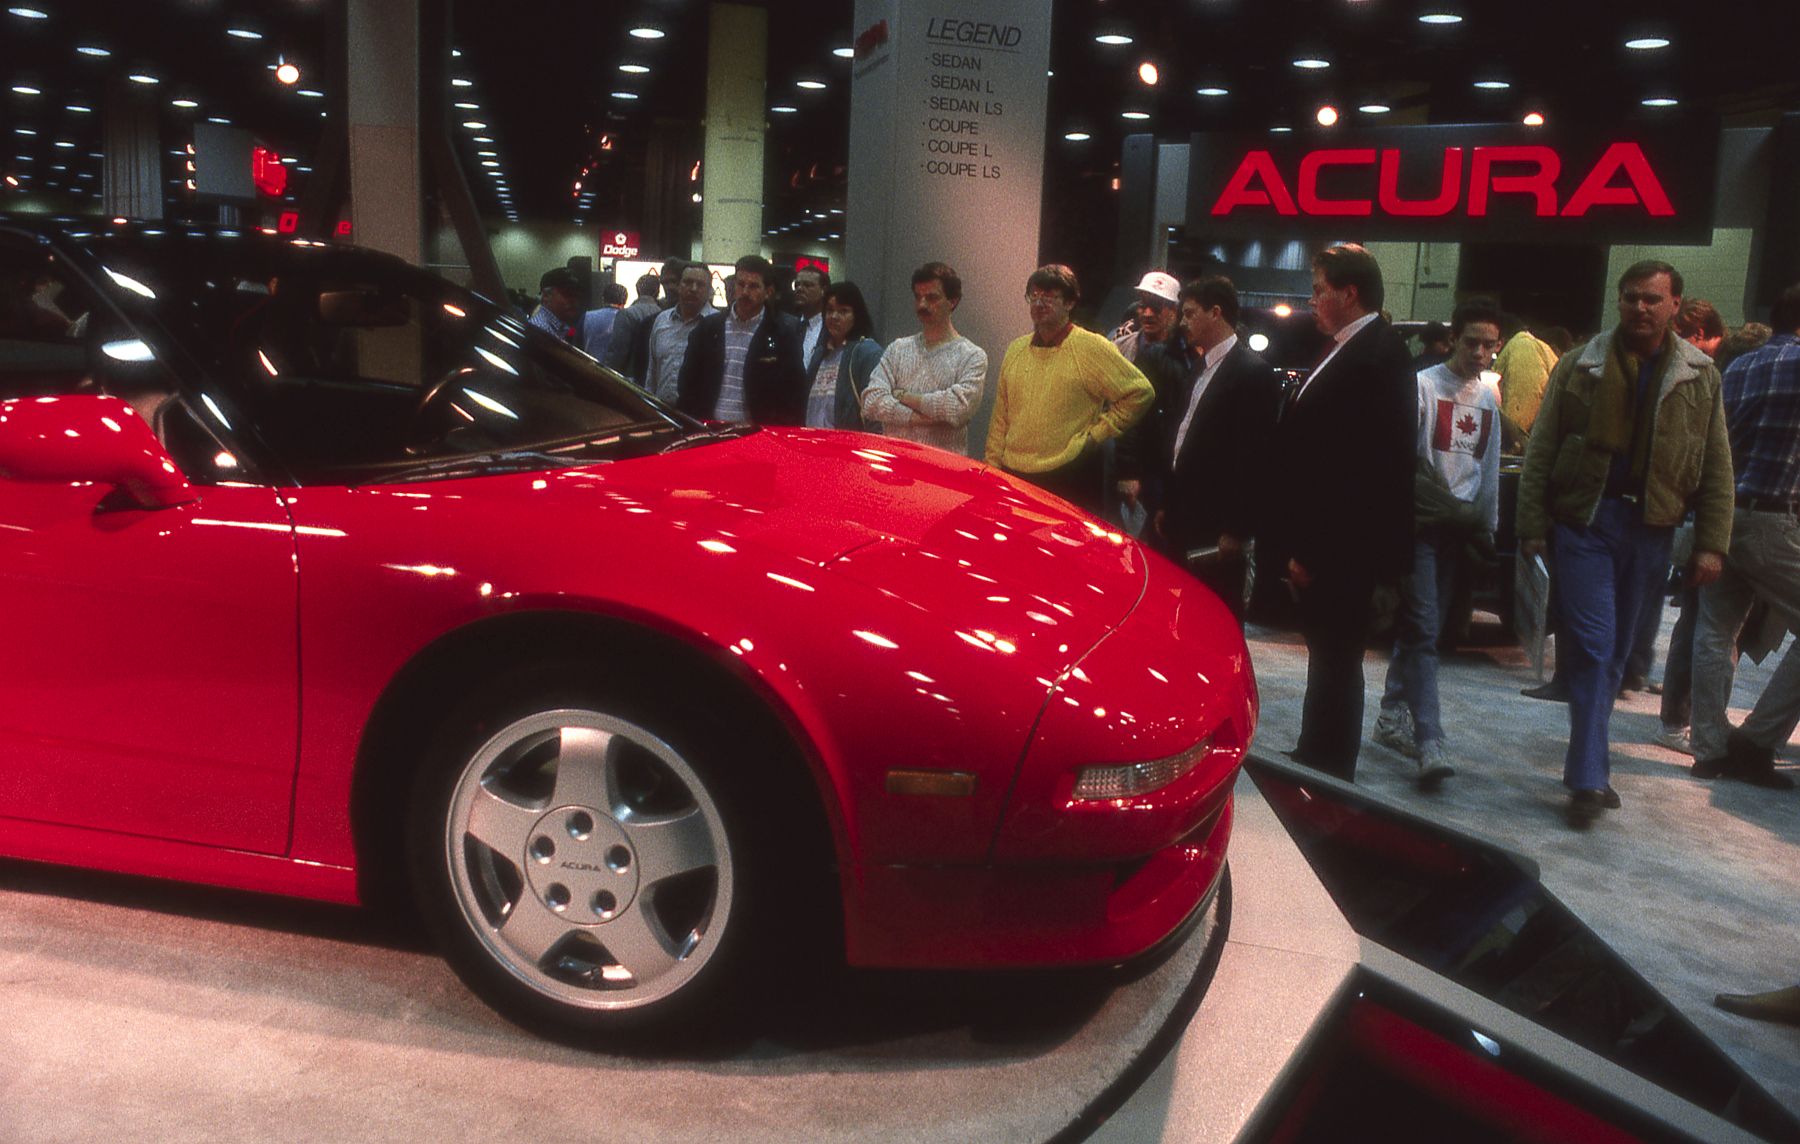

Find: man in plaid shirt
<box><xmin>1689</xmin><ymin>283</ymin><xmax>1800</xmax><ymax>789</ymax></box>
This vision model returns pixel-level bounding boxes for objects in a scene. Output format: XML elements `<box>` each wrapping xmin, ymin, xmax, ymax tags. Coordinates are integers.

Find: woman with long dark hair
<box><xmin>805</xmin><ymin>281</ymin><xmax>882</xmax><ymax>429</ymax></box>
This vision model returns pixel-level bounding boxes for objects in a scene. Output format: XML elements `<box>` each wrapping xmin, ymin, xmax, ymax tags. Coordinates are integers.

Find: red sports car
<box><xmin>0</xmin><ymin>221</ymin><xmax>1255</xmax><ymax>1039</ymax></box>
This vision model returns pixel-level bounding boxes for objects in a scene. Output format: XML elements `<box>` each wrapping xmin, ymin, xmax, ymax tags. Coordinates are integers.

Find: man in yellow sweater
<box><xmin>985</xmin><ymin>264</ymin><xmax>1154</xmax><ymax>515</ymax></box>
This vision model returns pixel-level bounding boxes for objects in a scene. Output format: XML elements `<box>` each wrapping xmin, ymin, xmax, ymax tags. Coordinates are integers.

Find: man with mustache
<box><xmin>1518</xmin><ymin>259</ymin><xmax>1734</xmax><ymax>826</ymax></box>
<box><xmin>860</xmin><ymin>261</ymin><xmax>987</xmax><ymax>455</ymax></box>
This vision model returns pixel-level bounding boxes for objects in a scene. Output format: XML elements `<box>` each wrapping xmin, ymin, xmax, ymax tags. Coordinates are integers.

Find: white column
<box><xmin>346</xmin><ymin>0</ymin><xmax>422</xmax><ymax>265</ymax></box>
<box><xmin>701</xmin><ymin>3</ymin><xmax>766</xmax><ymax>262</ymax></box>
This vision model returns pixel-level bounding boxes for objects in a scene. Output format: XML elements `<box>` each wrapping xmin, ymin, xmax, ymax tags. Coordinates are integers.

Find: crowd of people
<box><xmin>524</xmin><ymin>247</ymin><xmax>1800</xmax><ymax>838</ymax></box>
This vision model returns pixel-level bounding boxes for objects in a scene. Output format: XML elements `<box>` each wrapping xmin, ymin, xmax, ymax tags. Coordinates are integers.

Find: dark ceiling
<box><xmin>3</xmin><ymin>1</ymin><xmax>1798</xmax><ymax>260</ymax></box>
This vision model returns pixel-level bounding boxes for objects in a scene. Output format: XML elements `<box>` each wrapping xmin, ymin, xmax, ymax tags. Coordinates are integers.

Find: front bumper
<box><xmin>842</xmin><ymin>549</ymin><xmax>1254</xmax><ymax>968</ymax></box>
<box><xmin>843</xmin><ymin>792</ymin><xmax>1232</xmax><ymax>968</ymax></box>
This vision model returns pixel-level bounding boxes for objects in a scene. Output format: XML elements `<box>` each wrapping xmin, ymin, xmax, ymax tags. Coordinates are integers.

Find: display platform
<box><xmin>1092</xmin><ymin>759</ymin><xmax>1798</xmax><ymax>1144</ymax></box>
<box><xmin>0</xmin><ymin>838</ymin><xmax>1226</xmax><ymax>1143</ymax></box>
<box><xmin>4</xmin><ymin>760</ymin><xmax>1792</xmax><ymax>1142</ymax></box>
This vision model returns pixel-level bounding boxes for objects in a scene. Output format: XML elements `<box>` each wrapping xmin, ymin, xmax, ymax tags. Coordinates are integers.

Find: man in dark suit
<box><xmin>1155</xmin><ymin>275</ymin><xmax>1284</xmax><ymax>622</ymax></box>
<box><xmin>676</xmin><ymin>255</ymin><xmax>807</xmax><ymax>425</ymax></box>
<box><xmin>1263</xmin><ymin>244</ymin><xmax>1417</xmax><ymax>781</ymax></box>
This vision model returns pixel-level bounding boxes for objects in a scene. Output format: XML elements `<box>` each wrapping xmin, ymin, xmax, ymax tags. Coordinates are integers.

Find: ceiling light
<box><xmin>462</xmin><ymin>120</ymin><xmax>487</xmax><ymax>129</ymax></box>
<box><xmin>275</xmin><ymin>62</ymin><xmax>299</xmax><ymax>85</ymax></box>
<box><xmin>297</xmin><ymin>89</ymin><xmax>324</xmax><ymax>98</ymax></box>
<box><xmin>13</xmin><ymin>127</ymin><xmax>34</xmax><ymax>135</ymax></box>
<box><xmin>619</xmin><ymin>64</ymin><xmax>649</xmax><ymax>74</ymax></box>
<box><xmin>1196</xmin><ymin>86</ymin><xmax>1229</xmax><ymax>97</ymax></box>
<box><xmin>1359</xmin><ymin>103</ymin><xmax>1391</xmax><ymax>114</ymax></box>
<box><xmin>226</xmin><ymin>28</ymin><xmax>262</xmax><ymax>40</ymax></box>
<box><xmin>1063</xmin><ymin>132</ymin><xmax>1091</xmax><ymax>141</ymax></box>
<box><xmin>477</xmin><ymin>149</ymin><xmax>496</xmax><ymax>157</ymax></box>
<box><xmin>1523</xmin><ymin>111</ymin><xmax>1546</xmax><ymax>126</ymax></box>
<box><xmin>628</xmin><ymin>26</ymin><xmax>665</xmax><ymax>39</ymax></box>
<box><xmin>1137</xmin><ymin>62</ymin><xmax>1158</xmax><ymax>85</ymax></box>
<box><xmin>1418</xmin><ymin>12</ymin><xmax>1463</xmax><ymax>24</ymax></box>
<box><xmin>472</xmin><ymin>135</ymin><xmax>493</xmax><ymax>143</ymax></box>
<box><xmin>1095</xmin><ymin>34</ymin><xmax>1133</xmax><ymax>45</ymax></box>
<box><xmin>1121</xmin><ymin>110</ymin><xmax>1150</xmax><ymax>120</ymax></box>
<box><xmin>833</xmin><ymin>47</ymin><xmax>854</xmax><ymax>59</ymax></box>
<box><xmin>771</xmin><ymin>105</ymin><xmax>798</xmax><ymax>113</ymax></box>
<box><xmin>10</xmin><ymin>85</ymin><xmax>41</xmax><ymax>95</ymax></box>
<box><xmin>65</xmin><ymin>103</ymin><xmax>92</xmax><ymax>113</ymax></box>
<box><xmin>1642</xmin><ymin>97</ymin><xmax>1679</xmax><ymax>107</ymax></box>
<box><xmin>1625</xmin><ymin>37</ymin><xmax>1671</xmax><ymax>50</ymax></box>
<box><xmin>1474</xmin><ymin>80</ymin><xmax>1510</xmax><ymax>90</ymax></box>
<box><xmin>451</xmin><ymin>77</ymin><xmax>472</xmax><ymax>87</ymax></box>
<box><xmin>207</xmin><ymin>116</ymin><xmax>231</xmax><ymax>124</ymax></box>
<box><xmin>610</xmin><ymin>91</ymin><xmax>639</xmax><ymax>100</ymax></box>
<box><xmin>170</xmin><ymin>99</ymin><xmax>198</xmax><ymax>109</ymax></box>
<box><xmin>1271</xmin><ymin>125</ymin><xmax>1293</xmax><ymax>133</ymax></box>
<box><xmin>1317</xmin><ymin>105</ymin><xmax>1339</xmax><ymax>126</ymax></box>
<box><xmin>796</xmin><ymin>80</ymin><xmax>826</xmax><ymax>90</ymax></box>
<box><xmin>8</xmin><ymin>7</ymin><xmax>48</xmax><ymax>18</ymax></box>
<box><xmin>75</xmin><ymin>45</ymin><xmax>110</xmax><ymax>57</ymax></box>
<box><xmin>454</xmin><ymin>101</ymin><xmax>478</xmax><ymax>110</ymax></box>
<box><xmin>53</xmin><ymin>140</ymin><xmax>73</xmax><ymax>148</ymax></box>
<box><xmin>1292</xmin><ymin>58</ymin><xmax>1330</xmax><ymax>69</ymax></box>
<box><xmin>480</xmin><ymin>160</ymin><xmax>499</xmax><ymax>168</ymax></box>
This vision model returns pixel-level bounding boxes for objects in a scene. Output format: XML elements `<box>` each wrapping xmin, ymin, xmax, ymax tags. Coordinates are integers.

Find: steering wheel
<box><xmin>404</xmin><ymin>369</ymin><xmax>470</xmax><ymax>452</ymax></box>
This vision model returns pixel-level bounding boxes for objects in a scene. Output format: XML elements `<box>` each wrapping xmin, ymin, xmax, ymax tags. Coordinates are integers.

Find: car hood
<box><xmin>375</xmin><ymin>427</ymin><xmax>1147</xmax><ymax>676</ymax></box>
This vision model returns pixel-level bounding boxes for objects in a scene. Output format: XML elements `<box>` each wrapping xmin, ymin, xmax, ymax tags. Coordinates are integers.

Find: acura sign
<box><xmin>1186</xmin><ymin>122</ymin><xmax>1718</xmax><ymax>243</ymax></box>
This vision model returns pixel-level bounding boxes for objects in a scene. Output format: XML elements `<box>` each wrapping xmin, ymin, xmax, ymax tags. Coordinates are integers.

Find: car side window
<box><xmin>0</xmin><ymin>236</ymin><xmax>101</xmax><ymax>401</ymax></box>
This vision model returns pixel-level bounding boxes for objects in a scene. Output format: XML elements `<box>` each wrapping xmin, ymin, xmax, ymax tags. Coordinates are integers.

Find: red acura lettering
<box><xmin>1297</xmin><ymin>149</ymin><xmax>1375</xmax><ymax>216</ymax></box>
<box><xmin>1210</xmin><ymin>141</ymin><xmax>1677</xmax><ymax>220</ymax></box>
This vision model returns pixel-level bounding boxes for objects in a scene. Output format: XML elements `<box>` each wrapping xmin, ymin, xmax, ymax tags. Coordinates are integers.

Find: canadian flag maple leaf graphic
<box><xmin>1456</xmin><ymin>412</ymin><xmax>1479</xmax><ymax>437</ymax></box>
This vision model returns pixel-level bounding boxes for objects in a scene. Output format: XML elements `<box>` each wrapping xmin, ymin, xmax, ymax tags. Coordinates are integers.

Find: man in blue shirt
<box><xmin>1688</xmin><ymin>283</ymin><xmax>1800</xmax><ymax>790</ymax></box>
<box><xmin>581</xmin><ymin>282</ymin><xmax>629</xmax><ymax>362</ymax></box>
<box><xmin>527</xmin><ymin>267</ymin><xmax>583</xmax><ymax>342</ymax></box>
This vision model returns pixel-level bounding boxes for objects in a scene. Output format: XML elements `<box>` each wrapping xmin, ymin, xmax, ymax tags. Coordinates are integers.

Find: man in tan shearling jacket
<box><xmin>1517</xmin><ymin>259</ymin><xmax>1734</xmax><ymax>827</ymax></box>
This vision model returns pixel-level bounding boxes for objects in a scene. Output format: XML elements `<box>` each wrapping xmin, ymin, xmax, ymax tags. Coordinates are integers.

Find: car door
<box><xmin>0</xmin><ymin>236</ymin><xmax>299</xmax><ymax>854</ymax></box>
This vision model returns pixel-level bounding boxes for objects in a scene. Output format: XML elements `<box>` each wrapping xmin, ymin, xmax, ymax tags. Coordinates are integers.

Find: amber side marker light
<box><xmin>885</xmin><ymin>770</ymin><xmax>977</xmax><ymax>797</ymax></box>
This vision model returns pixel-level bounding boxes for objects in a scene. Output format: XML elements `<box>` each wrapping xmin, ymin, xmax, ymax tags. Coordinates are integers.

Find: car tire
<box><xmin>407</xmin><ymin>662</ymin><xmax>780</xmax><ymax>1044</ymax></box>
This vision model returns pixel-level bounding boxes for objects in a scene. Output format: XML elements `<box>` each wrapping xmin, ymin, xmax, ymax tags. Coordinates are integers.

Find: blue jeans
<box><xmin>1381</xmin><ymin>529</ymin><xmax>1459</xmax><ymax>744</ymax></box>
<box><xmin>1552</xmin><ymin>498</ymin><xmax>1674</xmax><ymax>791</ymax></box>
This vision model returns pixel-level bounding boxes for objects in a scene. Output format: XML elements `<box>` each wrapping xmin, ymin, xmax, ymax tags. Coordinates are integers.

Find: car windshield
<box><xmin>77</xmin><ymin>231</ymin><xmax>702</xmax><ymax>484</ymax></box>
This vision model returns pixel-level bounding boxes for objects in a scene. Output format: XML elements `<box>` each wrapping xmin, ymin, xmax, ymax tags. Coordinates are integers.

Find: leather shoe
<box><xmin>1601</xmin><ymin>785</ymin><xmax>1622</xmax><ymax>809</ymax></box>
<box><xmin>1566</xmin><ymin>788</ymin><xmax>1609</xmax><ymax>827</ymax></box>
<box><xmin>1522</xmin><ymin>680</ymin><xmax>1570</xmax><ymax>702</ymax></box>
<box><xmin>1725</xmin><ymin>731</ymin><xmax>1795</xmax><ymax>789</ymax></box>
<box><xmin>1619</xmin><ymin>673</ymin><xmax>1647</xmax><ymax>695</ymax></box>
<box><xmin>1715</xmin><ymin>985</ymin><xmax>1800</xmax><ymax>1026</ymax></box>
<box><xmin>1691</xmin><ymin>756</ymin><xmax>1732</xmax><ymax>780</ymax></box>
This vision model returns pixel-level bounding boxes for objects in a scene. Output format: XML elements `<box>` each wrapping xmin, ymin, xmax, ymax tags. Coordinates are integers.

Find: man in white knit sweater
<box><xmin>861</xmin><ymin>262</ymin><xmax>987</xmax><ymax>456</ymax></box>
<box><xmin>1373</xmin><ymin>296</ymin><xmax>1505</xmax><ymax>786</ymax></box>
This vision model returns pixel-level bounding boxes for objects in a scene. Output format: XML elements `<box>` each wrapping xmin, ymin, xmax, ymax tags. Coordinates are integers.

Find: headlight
<box><xmin>1072</xmin><ymin>734</ymin><xmax>1213</xmax><ymax>801</ymax></box>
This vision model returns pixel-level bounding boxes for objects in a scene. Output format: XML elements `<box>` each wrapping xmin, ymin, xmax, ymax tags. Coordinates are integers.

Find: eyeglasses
<box><xmin>1025</xmin><ymin>292</ymin><xmax>1064</xmax><ymax>307</ymax></box>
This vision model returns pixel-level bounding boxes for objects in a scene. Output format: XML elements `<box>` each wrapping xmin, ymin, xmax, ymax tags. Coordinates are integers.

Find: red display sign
<box><xmin>1186</xmin><ymin>123</ymin><xmax>1717</xmax><ymax>244</ymax></box>
<box><xmin>251</xmin><ymin>146</ymin><xmax>288</xmax><ymax>197</ymax></box>
<box><xmin>1210</xmin><ymin>142</ymin><xmax>1674</xmax><ymax>220</ymax></box>
<box><xmin>795</xmin><ymin>255</ymin><xmax>831</xmax><ymax>275</ymax></box>
<box><xmin>601</xmin><ymin>230</ymin><xmax>641</xmax><ymax>258</ymax></box>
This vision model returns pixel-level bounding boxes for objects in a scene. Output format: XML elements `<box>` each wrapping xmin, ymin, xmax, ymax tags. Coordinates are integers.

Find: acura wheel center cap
<box><xmin>522</xmin><ymin>805</ymin><xmax>640</xmax><ymax>925</ymax></box>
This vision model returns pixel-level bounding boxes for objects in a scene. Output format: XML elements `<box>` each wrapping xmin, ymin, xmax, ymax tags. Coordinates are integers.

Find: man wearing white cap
<box><xmin>1113</xmin><ymin>270</ymin><xmax>1194</xmax><ymax>534</ymax></box>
